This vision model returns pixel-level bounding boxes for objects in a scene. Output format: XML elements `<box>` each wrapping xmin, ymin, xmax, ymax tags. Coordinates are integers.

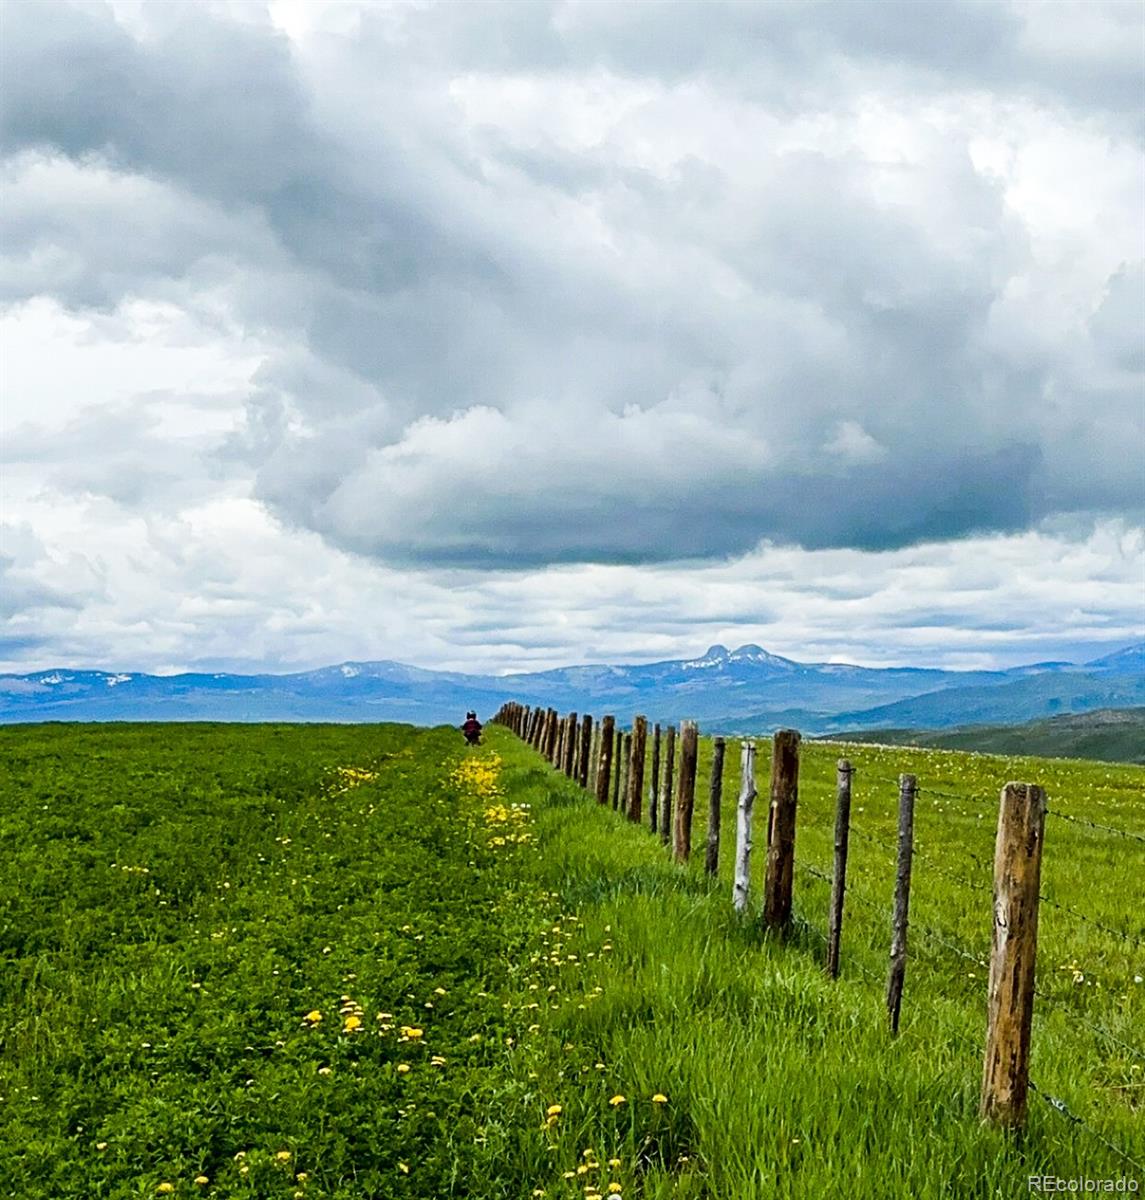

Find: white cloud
<box><xmin>0</xmin><ymin>0</ymin><xmax>1141</xmax><ymax>674</ymax></box>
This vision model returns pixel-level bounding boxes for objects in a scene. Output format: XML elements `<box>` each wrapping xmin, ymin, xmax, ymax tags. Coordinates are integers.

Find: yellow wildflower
<box><xmin>343</xmin><ymin>1015</ymin><xmax>362</xmax><ymax>1032</ymax></box>
<box><xmin>546</xmin><ymin>1104</ymin><xmax>562</xmax><ymax>1116</ymax></box>
<box><xmin>157</xmin><ymin>1187</ymin><xmax>174</xmax><ymax>1196</ymax></box>
<box><xmin>609</xmin><ymin>1094</ymin><xmax>626</xmax><ymax>1106</ymax></box>
<box><xmin>275</xmin><ymin>1151</ymin><xmax>292</xmax><ymax>1163</ymax></box>
<box><xmin>397</xmin><ymin>1063</ymin><xmax>411</xmax><ymax>1073</ymax></box>
<box><xmin>652</xmin><ymin>1093</ymin><xmax>668</xmax><ymax>1103</ymax></box>
<box><xmin>194</xmin><ymin>1177</ymin><xmax>209</xmax><ymax>1186</ymax></box>
<box><xmin>303</xmin><ymin>1009</ymin><xmax>322</xmax><ymax>1024</ymax></box>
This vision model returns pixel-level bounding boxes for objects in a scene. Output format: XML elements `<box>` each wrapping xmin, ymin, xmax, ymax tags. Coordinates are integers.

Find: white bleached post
<box><xmin>733</xmin><ymin>740</ymin><xmax>757</xmax><ymax>913</ymax></box>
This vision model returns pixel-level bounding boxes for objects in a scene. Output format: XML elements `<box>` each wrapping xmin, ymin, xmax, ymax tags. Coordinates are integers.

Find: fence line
<box><xmin>490</xmin><ymin>700</ymin><xmax>1144</xmax><ymax>1147</ymax></box>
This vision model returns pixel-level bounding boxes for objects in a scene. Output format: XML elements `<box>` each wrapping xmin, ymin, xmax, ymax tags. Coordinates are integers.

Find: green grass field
<box><xmin>1</xmin><ymin>722</ymin><xmax>1142</xmax><ymax>1198</ymax></box>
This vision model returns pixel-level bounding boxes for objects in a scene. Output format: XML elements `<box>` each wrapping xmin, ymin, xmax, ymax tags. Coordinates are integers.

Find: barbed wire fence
<box><xmin>490</xmin><ymin>700</ymin><xmax>1144</xmax><ymax>1170</ymax></box>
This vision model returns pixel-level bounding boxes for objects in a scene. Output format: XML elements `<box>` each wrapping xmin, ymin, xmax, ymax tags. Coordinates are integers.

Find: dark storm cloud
<box><xmin>2</xmin><ymin>0</ymin><xmax>1142</xmax><ymax>568</ymax></box>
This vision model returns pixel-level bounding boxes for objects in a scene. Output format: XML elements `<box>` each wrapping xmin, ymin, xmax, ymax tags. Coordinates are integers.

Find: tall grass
<box><xmin>505</xmin><ymin>726</ymin><xmax>1144</xmax><ymax>1197</ymax></box>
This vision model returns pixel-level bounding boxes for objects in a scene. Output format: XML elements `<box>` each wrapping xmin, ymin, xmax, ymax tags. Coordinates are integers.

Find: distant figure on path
<box><xmin>461</xmin><ymin>711</ymin><xmax>483</xmax><ymax>745</ymax></box>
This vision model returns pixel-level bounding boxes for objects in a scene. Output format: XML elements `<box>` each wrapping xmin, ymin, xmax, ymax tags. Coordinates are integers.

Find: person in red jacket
<box><xmin>461</xmin><ymin>711</ymin><xmax>482</xmax><ymax>745</ymax></box>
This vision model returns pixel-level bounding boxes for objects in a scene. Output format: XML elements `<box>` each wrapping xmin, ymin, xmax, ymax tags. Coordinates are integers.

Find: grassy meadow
<box><xmin>1</xmin><ymin>721</ymin><xmax>1141</xmax><ymax>1198</ymax></box>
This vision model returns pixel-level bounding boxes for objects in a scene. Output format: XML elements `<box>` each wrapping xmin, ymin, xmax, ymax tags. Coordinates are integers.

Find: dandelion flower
<box><xmin>157</xmin><ymin>1186</ymin><xmax>174</xmax><ymax>1195</ymax></box>
<box><xmin>546</xmin><ymin>1104</ymin><xmax>562</xmax><ymax>1117</ymax></box>
<box><xmin>343</xmin><ymin>1015</ymin><xmax>362</xmax><ymax>1032</ymax></box>
<box><xmin>194</xmin><ymin>1176</ymin><xmax>209</xmax><ymax>1186</ymax></box>
<box><xmin>609</xmin><ymin>1185</ymin><xmax>623</xmax><ymax>1195</ymax></box>
<box><xmin>275</xmin><ymin>1151</ymin><xmax>292</xmax><ymax>1163</ymax></box>
<box><xmin>397</xmin><ymin>1063</ymin><xmax>411</xmax><ymax>1073</ymax></box>
<box><xmin>303</xmin><ymin>1010</ymin><xmax>323</xmax><ymax>1024</ymax></box>
<box><xmin>651</xmin><ymin>1093</ymin><xmax>668</xmax><ymax>1103</ymax></box>
<box><xmin>609</xmin><ymin>1094</ymin><xmax>626</xmax><ymax>1106</ymax></box>
<box><xmin>608</xmin><ymin>1158</ymin><xmax>621</xmax><ymax>1168</ymax></box>
<box><xmin>398</xmin><ymin>1162</ymin><xmax>410</xmax><ymax>1174</ymax></box>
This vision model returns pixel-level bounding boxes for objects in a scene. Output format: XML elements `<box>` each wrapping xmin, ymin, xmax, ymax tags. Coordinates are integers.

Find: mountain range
<box><xmin>1</xmin><ymin>642</ymin><xmax>1142</xmax><ymax>735</ymax></box>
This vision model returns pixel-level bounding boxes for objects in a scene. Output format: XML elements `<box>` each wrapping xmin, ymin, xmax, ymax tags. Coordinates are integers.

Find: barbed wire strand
<box><xmin>1038</xmin><ymin>890</ymin><xmax>1143</xmax><ymax>949</ymax></box>
<box><xmin>1033</xmin><ymin>988</ymin><xmax>1145</xmax><ymax>1062</ymax></box>
<box><xmin>849</xmin><ymin>823</ymin><xmax>995</xmax><ymax>897</ymax></box>
<box><xmin>911</xmin><ymin>922</ymin><xmax>989</xmax><ymax>970</ymax></box>
<box><xmin>864</xmin><ymin>784</ymin><xmax>1145</xmax><ymax>847</ymax></box>
<box><xmin>1029</xmin><ymin>1080</ymin><xmax>1145</xmax><ymax>1176</ymax></box>
<box><xmin>1045</xmin><ymin>809</ymin><xmax>1145</xmax><ymax>845</ymax></box>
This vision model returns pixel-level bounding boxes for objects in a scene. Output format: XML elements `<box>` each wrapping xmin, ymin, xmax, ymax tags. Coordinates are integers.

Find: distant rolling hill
<box><xmin>1</xmin><ymin>641</ymin><xmax>1141</xmax><ymax>731</ymax></box>
<box><xmin>819</xmin><ymin>707</ymin><xmax>1145</xmax><ymax>765</ymax></box>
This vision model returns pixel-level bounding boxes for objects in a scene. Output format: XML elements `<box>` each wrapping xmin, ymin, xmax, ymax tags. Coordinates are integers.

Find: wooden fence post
<box><xmin>705</xmin><ymin>737</ymin><xmax>725</xmax><ymax>876</ymax></box>
<box><xmin>589</xmin><ymin>723</ymin><xmax>601</xmax><ymax>792</ymax></box>
<box><xmin>673</xmin><ymin>721</ymin><xmax>699</xmax><ymax>862</ymax></box>
<box><xmin>564</xmin><ymin>713</ymin><xmax>578</xmax><ymax>776</ymax></box>
<box><xmin>627</xmin><ymin>717</ymin><xmax>647</xmax><ymax>823</ymax></box>
<box><xmin>571</xmin><ymin>715</ymin><xmax>581</xmax><ymax>779</ymax></box>
<box><xmin>649</xmin><ymin>723</ymin><xmax>661</xmax><ymax>835</ymax></box>
<box><xmin>826</xmin><ymin>759</ymin><xmax>853</xmax><ymax>979</ymax></box>
<box><xmin>980</xmin><ymin>782</ymin><xmax>1047</xmax><ymax>1128</ymax></box>
<box><xmin>595</xmin><ymin>717</ymin><xmax>615</xmax><ymax>806</ymax></box>
<box><xmin>885</xmin><ymin>773</ymin><xmax>917</xmax><ymax>1035</ymax></box>
<box><xmin>612</xmin><ymin>732</ymin><xmax>624</xmax><ymax>810</ymax></box>
<box><xmin>733</xmin><ymin>741</ymin><xmax>756</xmax><ymax>912</ymax></box>
<box><xmin>763</xmin><ymin>729</ymin><xmax>800</xmax><ymax>931</ymax></box>
<box><xmin>660</xmin><ymin>725</ymin><xmax>676</xmax><ymax>845</ymax></box>
<box><xmin>547</xmin><ymin>709</ymin><xmax>559</xmax><ymax>761</ymax></box>
<box><xmin>578</xmin><ymin>716</ymin><xmax>593</xmax><ymax>789</ymax></box>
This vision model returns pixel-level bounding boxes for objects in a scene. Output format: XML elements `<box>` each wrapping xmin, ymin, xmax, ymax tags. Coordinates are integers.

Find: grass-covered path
<box><xmin>1</xmin><ymin>722</ymin><xmax>1139</xmax><ymax>1198</ymax></box>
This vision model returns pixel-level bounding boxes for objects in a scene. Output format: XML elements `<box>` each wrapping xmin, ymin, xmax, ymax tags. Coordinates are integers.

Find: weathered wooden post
<box><xmin>660</xmin><ymin>725</ymin><xmax>676</xmax><ymax>845</ymax></box>
<box><xmin>733</xmin><ymin>741</ymin><xmax>756</xmax><ymax>912</ymax></box>
<box><xmin>570</xmin><ymin>715</ymin><xmax>581</xmax><ymax>779</ymax></box>
<box><xmin>554</xmin><ymin>716</ymin><xmax>564</xmax><ymax>767</ymax></box>
<box><xmin>705</xmin><ymin>737</ymin><xmax>725</xmax><ymax>876</ymax></box>
<box><xmin>564</xmin><ymin>713</ymin><xmax>578</xmax><ymax>776</ymax></box>
<box><xmin>649</xmin><ymin>723</ymin><xmax>661</xmax><ymax>835</ymax></box>
<box><xmin>578</xmin><ymin>715</ymin><xmax>593</xmax><ymax>789</ymax></box>
<box><xmin>763</xmin><ymin>729</ymin><xmax>800</xmax><ymax>931</ymax></box>
<box><xmin>627</xmin><ymin>716</ymin><xmax>647</xmax><ymax>823</ymax></box>
<box><xmin>980</xmin><ymin>782</ymin><xmax>1047</xmax><ymax>1128</ymax></box>
<box><xmin>885</xmin><ymin>773</ymin><xmax>917</xmax><ymax>1035</ymax></box>
<box><xmin>619</xmin><ymin>729</ymin><xmax>628</xmax><ymax>816</ymax></box>
<box><xmin>595</xmin><ymin>717</ymin><xmax>615</xmax><ymax>806</ymax></box>
<box><xmin>589</xmin><ymin>722</ymin><xmax>601</xmax><ymax>792</ymax></box>
<box><xmin>826</xmin><ymin>759</ymin><xmax>853</xmax><ymax>980</ymax></box>
<box><xmin>673</xmin><ymin>721</ymin><xmax>699</xmax><ymax>862</ymax></box>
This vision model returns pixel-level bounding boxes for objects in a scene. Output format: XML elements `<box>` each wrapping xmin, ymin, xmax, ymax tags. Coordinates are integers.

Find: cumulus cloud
<box><xmin>0</xmin><ymin>0</ymin><xmax>1141</xmax><ymax>670</ymax></box>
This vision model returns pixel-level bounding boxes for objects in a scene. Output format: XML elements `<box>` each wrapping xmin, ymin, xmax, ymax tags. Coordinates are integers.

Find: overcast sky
<box><xmin>2</xmin><ymin>0</ymin><xmax>1143</xmax><ymax>676</ymax></box>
